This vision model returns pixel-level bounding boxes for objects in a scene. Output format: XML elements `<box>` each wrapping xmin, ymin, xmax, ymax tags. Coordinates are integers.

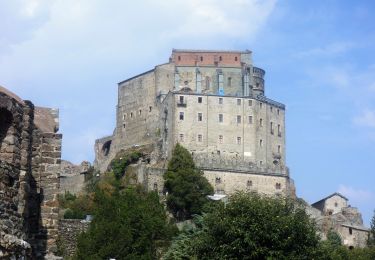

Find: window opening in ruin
<box><xmin>247</xmin><ymin>180</ymin><xmax>252</xmax><ymax>187</ymax></box>
<box><xmin>237</xmin><ymin>115</ymin><xmax>241</xmax><ymax>124</ymax></box>
<box><xmin>228</xmin><ymin>77</ymin><xmax>232</xmax><ymax>87</ymax></box>
<box><xmin>198</xmin><ymin>134</ymin><xmax>202</xmax><ymax>142</ymax></box>
<box><xmin>179</xmin><ymin>112</ymin><xmax>184</xmax><ymax>120</ymax></box>
<box><xmin>219</xmin><ymin>114</ymin><xmax>223</xmax><ymax>123</ymax></box>
<box><xmin>215</xmin><ymin>177</ymin><xmax>221</xmax><ymax>184</ymax></box>
<box><xmin>237</xmin><ymin>99</ymin><xmax>241</xmax><ymax>105</ymax></box>
<box><xmin>248</xmin><ymin>116</ymin><xmax>253</xmax><ymax>124</ymax></box>
<box><xmin>237</xmin><ymin>137</ymin><xmax>241</xmax><ymax>145</ymax></box>
<box><xmin>198</xmin><ymin>97</ymin><xmax>202</xmax><ymax>103</ymax></box>
<box><xmin>260</xmin><ymin>118</ymin><xmax>263</xmax><ymax>126</ymax></box>
<box><xmin>219</xmin><ymin>97</ymin><xmax>223</xmax><ymax>104</ymax></box>
<box><xmin>102</xmin><ymin>140</ymin><xmax>112</xmax><ymax>157</ymax></box>
<box><xmin>149</xmin><ymin>106</ymin><xmax>152</xmax><ymax>112</ymax></box>
<box><xmin>0</xmin><ymin>108</ymin><xmax>13</xmax><ymax>148</ymax></box>
<box><xmin>179</xmin><ymin>134</ymin><xmax>184</xmax><ymax>142</ymax></box>
<box><xmin>276</xmin><ymin>183</ymin><xmax>281</xmax><ymax>189</ymax></box>
<box><xmin>349</xmin><ymin>228</ymin><xmax>352</xmax><ymax>235</ymax></box>
<box><xmin>335</xmin><ymin>202</ymin><xmax>338</xmax><ymax>207</ymax></box>
<box><xmin>198</xmin><ymin>113</ymin><xmax>203</xmax><ymax>122</ymax></box>
<box><xmin>235</xmin><ymin>57</ymin><xmax>238</xmax><ymax>61</ymax></box>
<box><xmin>219</xmin><ymin>135</ymin><xmax>223</xmax><ymax>144</ymax></box>
<box><xmin>248</xmin><ymin>100</ymin><xmax>252</xmax><ymax>106</ymax></box>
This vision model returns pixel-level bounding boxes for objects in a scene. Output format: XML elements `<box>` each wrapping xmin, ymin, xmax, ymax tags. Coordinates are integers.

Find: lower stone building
<box><xmin>0</xmin><ymin>86</ymin><xmax>61</xmax><ymax>258</ymax></box>
<box><xmin>307</xmin><ymin>192</ymin><xmax>369</xmax><ymax>248</ymax></box>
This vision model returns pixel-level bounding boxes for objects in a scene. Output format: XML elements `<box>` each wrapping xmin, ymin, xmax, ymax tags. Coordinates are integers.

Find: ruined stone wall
<box><xmin>0</xmin><ymin>87</ymin><xmax>61</xmax><ymax>258</ymax></box>
<box><xmin>58</xmin><ymin>219</ymin><xmax>89</xmax><ymax>258</ymax></box>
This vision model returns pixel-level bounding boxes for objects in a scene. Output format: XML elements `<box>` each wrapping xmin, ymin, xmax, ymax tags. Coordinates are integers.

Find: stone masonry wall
<box><xmin>58</xmin><ymin>219</ymin><xmax>89</xmax><ymax>258</ymax></box>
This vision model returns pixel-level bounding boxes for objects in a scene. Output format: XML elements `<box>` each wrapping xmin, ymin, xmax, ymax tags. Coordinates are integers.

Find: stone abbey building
<box><xmin>95</xmin><ymin>49</ymin><xmax>295</xmax><ymax>197</ymax></box>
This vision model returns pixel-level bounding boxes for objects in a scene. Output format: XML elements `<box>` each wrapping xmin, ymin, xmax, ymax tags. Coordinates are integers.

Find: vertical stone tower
<box><xmin>0</xmin><ymin>86</ymin><xmax>61</xmax><ymax>258</ymax></box>
<box><xmin>95</xmin><ymin>49</ymin><xmax>295</xmax><ymax>197</ymax></box>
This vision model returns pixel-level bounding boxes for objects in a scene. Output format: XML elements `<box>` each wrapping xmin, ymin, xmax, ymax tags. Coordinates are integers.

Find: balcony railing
<box><xmin>177</xmin><ymin>101</ymin><xmax>187</xmax><ymax>107</ymax></box>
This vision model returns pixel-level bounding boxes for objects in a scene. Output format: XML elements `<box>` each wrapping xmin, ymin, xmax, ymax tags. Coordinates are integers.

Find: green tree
<box><xmin>164</xmin><ymin>192</ymin><xmax>322</xmax><ymax>259</ymax></box>
<box><xmin>74</xmin><ymin>187</ymin><xmax>176</xmax><ymax>260</ymax></box>
<box><xmin>163</xmin><ymin>144</ymin><xmax>213</xmax><ymax>220</ymax></box>
<box><xmin>327</xmin><ymin>229</ymin><xmax>342</xmax><ymax>247</ymax></box>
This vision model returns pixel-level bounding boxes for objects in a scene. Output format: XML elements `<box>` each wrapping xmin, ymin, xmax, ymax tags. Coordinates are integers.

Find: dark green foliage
<box><xmin>164</xmin><ymin>192</ymin><xmax>322</xmax><ymax>259</ymax></box>
<box><xmin>74</xmin><ymin>187</ymin><xmax>176</xmax><ymax>260</ymax></box>
<box><xmin>59</xmin><ymin>191</ymin><xmax>94</xmax><ymax>219</ymax></box>
<box><xmin>163</xmin><ymin>144</ymin><xmax>213</xmax><ymax>220</ymax></box>
<box><xmin>368</xmin><ymin>210</ymin><xmax>375</xmax><ymax>247</ymax></box>
<box><xmin>327</xmin><ymin>229</ymin><xmax>343</xmax><ymax>247</ymax></box>
<box><xmin>111</xmin><ymin>151</ymin><xmax>143</xmax><ymax>179</ymax></box>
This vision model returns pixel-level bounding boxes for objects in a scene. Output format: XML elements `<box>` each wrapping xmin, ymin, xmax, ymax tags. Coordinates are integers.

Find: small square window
<box><xmin>276</xmin><ymin>183</ymin><xmax>281</xmax><ymax>189</ymax></box>
<box><xmin>198</xmin><ymin>113</ymin><xmax>203</xmax><ymax>122</ymax></box>
<box><xmin>248</xmin><ymin>116</ymin><xmax>253</xmax><ymax>124</ymax></box>
<box><xmin>198</xmin><ymin>134</ymin><xmax>202</xmax><ymax>142</ymax></box>
<box><xmin>237</xmin><ymin>99</ymin><xmax>241</xmax><ymax>105</ymax></box>
<box><xmin>248</xmin><ymin>100</ymin><xmax>252</xmax><ymax>106</ymax></box>
<box><xmin>219</xmin><ymin>114</ymin><xmax>223</xmax><ymax>123</ymax></box>
<box><xmin>179</xmin><ymin>112</ymin><xmax>184</xmax><ymax>120</ymax></box>
<box><xmin>198</xmin><ymin>97</ymin><xmax>202</xmax><ymax>103</ymax></box>
<box><xmin>219</xmin><ymin>98</ymin><xmax>223</xmax><ymax>104</ymax></box>
<box><xmin>237</xmin><ymin>115</ymin><xmax>241</xmax><ymax>124</ymax></box>
<box><xmin>237</xmin><ymin>137</ymin><xmax>241</xmax><ymax>145</ymax></box>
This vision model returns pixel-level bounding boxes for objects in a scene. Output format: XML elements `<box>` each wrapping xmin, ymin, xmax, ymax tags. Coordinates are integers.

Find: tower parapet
<box><xmin>252</xmin><ymin>66</ymin><xmax>265</xmax><ymax>96</ymax></box>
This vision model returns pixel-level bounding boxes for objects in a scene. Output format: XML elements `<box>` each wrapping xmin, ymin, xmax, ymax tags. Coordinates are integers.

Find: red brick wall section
<box><xmin>172</xmin><ymin>51</ymin><xmax>242</xmax><ymax>67</ymax></box>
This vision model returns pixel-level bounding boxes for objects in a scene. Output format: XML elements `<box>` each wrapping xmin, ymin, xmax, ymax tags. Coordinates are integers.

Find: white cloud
<box><xmin>353</xmin><ymin>109</ymin><xmax>375</xmax><ymax>128</ymax></box>
<box><xmin>338</xmin><ymin>184</ymin><xmax>374</xmax><ymax>203</ymax></box>
<box><xmin>295</xmin><ymin>41</ymin><xmax>356</xmax><ymax>58</ymax></box>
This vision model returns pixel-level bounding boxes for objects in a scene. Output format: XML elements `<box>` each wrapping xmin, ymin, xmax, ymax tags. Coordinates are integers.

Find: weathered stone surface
<box><xmin>0</xmin><ymin>86</ymin><xmax>61</xmax><ymax>258</ymax></box>
<box><xmin>57</xmin><ymin>219</ymin><xmax>89</xmax><ymax>258</ymax></box>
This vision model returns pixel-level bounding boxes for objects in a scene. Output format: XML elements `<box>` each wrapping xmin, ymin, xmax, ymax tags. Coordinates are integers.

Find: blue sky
<box><xmin>1</xmin><ymin>0</ymin><xmax>374</xmax><ymax>225</ymax></box>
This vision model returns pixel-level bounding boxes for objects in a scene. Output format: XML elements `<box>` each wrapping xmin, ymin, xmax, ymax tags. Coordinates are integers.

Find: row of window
<box><xmin>122</xmin><ymin>106</ymin><xmax>153</xmax><ymax>121</ymax></box>
<box><xmin>214</xmin><ymin>177</ymin><xmax>282</xmax><ymax>189</ymax></box>
<box><xmin>180</xmin><ymin>95</ymin><xmax>281</xmax><ymax>115</ymax></box>
<box><xmin>178</xmin><ymin>133</ymin><xmax>281</xmax><ymax>151</ymax></box>
<box><xmin>179</xmin><ymin>112</ymin><xmax>282</xmax><ymax>136</ymax></box>
<box><xmin>177</xmin><ymin>56</ymin><xmax>239</xmax><ymax>62</ymax></box>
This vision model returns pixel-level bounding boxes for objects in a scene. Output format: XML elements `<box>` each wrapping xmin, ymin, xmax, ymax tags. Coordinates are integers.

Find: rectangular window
<box><xmin>198</xmin><ymin>134</ymin><xmax>202</xmax><ymax>142</ymax></box>
<box><xmin>149</xmin><ymin>106</ymin><xmax>152</xmax><ymax>112</ymax></box>
<box><xmin>237</xmin><ymin>99</ymin><xmax>241</xmax><ymax>105</ymax></box>
<box><xmin>179</xmin><ymin>112</ymin><xmax>184</xmax><ymax>120</ymax></box>
<box><xmin>215</xmin><ymin>177</ymin><xmax>221</xmax><ymax>184</ymax></box>
<box><xmin>248</xmin><ymin>116</ymin><xmax>253</xmax><ymax>124</ymax></box>
<box><xmin>270</xmin><ymin>122</ymin><xmax>274</xmax><ymax>135</ymax></box>
<box><xmin>260</xmin><ymin>139</ymin><xmax>263</xmax><ymax>147</ymax></box>
<box><xmin>139</xmin><ymin>109</ymin><xmax>142</xmax><ymax>116</ymax></box>
<box><xmin>278</xmin><ymin>145</ymin><xmax>281</xmax><ymax>153</ymax></box>
<box><xmin>278</xmin><ymin>124</ymin><xmax>281</xmax><ymax>137</ymax></box>
<box><xmin>237</xmin><ymin>115</ymin><xmax>241</xmax><ymax>124</ymax></box>
<box><xmin>228</xmin><ymin>77</ymin><xmax>232</xmax><ymax>87</ymax></box>
<box><xmin>260</xmin><ymin>102</ymin><xmax>263</xmax><ymax>109</ymax></box>
<box><xmin>270</xmin><ymin>106</ymin><xmax>273</xmax><ymax>113</ymax></box>
<box><xmin>179</xmin><ymin>134</ymin><xmax>184</xmax><ymax>142</ymax></box>
<box><xmin>260</xmin><ymin>161</ymin><xmax>263</xmax><ymax>166</ymax></box>
<box><xmin>219</xmin><ymin>98</ymin><xmax>223</xmax><ymax>104</ymax></box>
<box><xmin>260</xmin><ymin>118</ymin><xmax>263</xmax><ymax>127</ymax></box>
<box><xmin>219</xmin><ymin>135</ymin><xmax>223</xmax><ymax>144</ymax></box>
<box><xmin>219</xmin><ymin>114</ymin><xmax>223</xmax><ymax>123</ymax></box>
<box><xmin>277</xmin><ymin>109</ymin><xmax>280</xmax><ymax>115</ymax></box>
<box><xmin>123</xmin><ymin>114</ymin><xmax>126</xmax><ymax>120</ymax></box>
<box><xmin>276</xmin><ymin>183</ymin><xmax>281</xmax><ymax>189</ymax></box>
<box><xmin>198</xmin><ymin>97</ymin><xmax>202</xmax><ymax>103</ymax></box>
<box><xmin>247</xmin><ymin>180</ymin><xmax>252</xmax><ymax>187</ymax></box>
<box><xmin>198</xmin><ymin>113</ymin><xmax>202</xmax><ymax>122</ymax></box>
<box><xmin>237</xmin><ymin>137</ymin><xmax>241</xmax><ymax>145</ymax></box>
<box><xmin>248</xmin><ymin>100</ymin><xmax>252</xmax><ymax>106</ymax></box>
<box><xmin>179</xmin><ymin>96</ymin><xmax>184</xmax><ymax>103</ymax></box>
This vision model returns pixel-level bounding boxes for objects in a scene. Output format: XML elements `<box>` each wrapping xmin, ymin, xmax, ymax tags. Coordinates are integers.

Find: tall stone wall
<box><xmin>0</xmin><ymin>86</ymin><xmax>61</xmax><ymax>258</ymax></box>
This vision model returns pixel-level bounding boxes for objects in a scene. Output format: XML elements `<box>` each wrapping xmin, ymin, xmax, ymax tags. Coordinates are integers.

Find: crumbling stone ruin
<box><xmin>306</xmin><ymin>192</ymin><xmax>369</xmax><ymax>248</ymax></box>
<box><xmin>0</xmin><ymin>86</ymin><xmax>61</xmax><ymax>259</ymax></box>
<box><xmin>59</xmin><ymin>160</ymin><xmax>91</xmax><ymax>195</ymax></box>
<box><xmin>95</xmin><ymin>49</ymin><xmax>295</xmax><ymax>197</ymax></box>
